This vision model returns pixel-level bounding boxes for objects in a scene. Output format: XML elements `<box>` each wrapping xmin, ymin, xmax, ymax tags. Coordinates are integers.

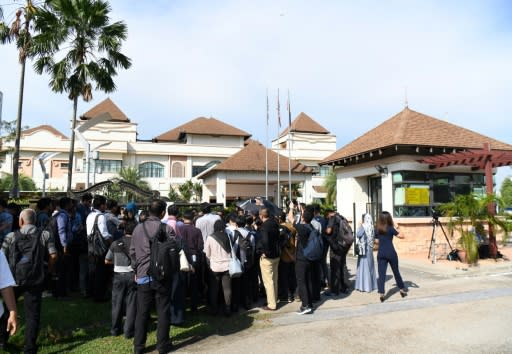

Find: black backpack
<box><xmin>144</xmin><ymin>222</ymin><xmax>179</xmax><ymax>282</ymax></box>
<box><xmin>87</xmin><ymin>214</ymin><xmax>109</xmax><ymax>257</ymax></box>
<box><xmin>46</xmin><ymin>214</ymin><xmax>62</xmax><ymax>253</ymax></box>
<box><xmin>329</xmin><ymin>213</ymin><xmax>354</xmax><ymax>255</ymax></box>
<box><xmin>235</xmin><ymin>230</ymin><xmax>254</xmax><ymax>269</ymax></box>
<box><xmin>8</xmin><ymin>229</ymin><xmax>45</xmax><ymax>287</ymax></box>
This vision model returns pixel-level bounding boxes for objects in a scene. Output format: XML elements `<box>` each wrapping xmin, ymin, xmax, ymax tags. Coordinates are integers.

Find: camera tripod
<box><xmin>428</xmin><ymin>217</ymin><xmax>454</xmax><ymax>264</ymax></box>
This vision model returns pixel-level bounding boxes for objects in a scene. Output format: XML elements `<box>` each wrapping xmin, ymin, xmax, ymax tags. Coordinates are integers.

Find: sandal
<box><xmin>379</xmin><ymin>294</ymin><xmax>385</xmax><ymax>303</ymax></box>
<box><xmin>400</xmin><ymin>290</ymin><xmax>408</xmax><ymax>298</ymax></box>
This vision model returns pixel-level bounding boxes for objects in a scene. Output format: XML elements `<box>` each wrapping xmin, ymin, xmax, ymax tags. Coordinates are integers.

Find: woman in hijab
<box><xmin>354</xmin><ymin>213</ymin><xmax>378</xmax><ymax>292</ymax></box>
<box><xmin>204</xmin><ymin>219</ymin><xmax>232</xmax><ymax>316</ymax></box>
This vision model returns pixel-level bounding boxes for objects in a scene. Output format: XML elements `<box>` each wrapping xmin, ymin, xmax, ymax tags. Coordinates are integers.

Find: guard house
<box><xmin>320</xmin><ymin>107</ymin><xmax>512</xmax><ymax>256</ymax></box>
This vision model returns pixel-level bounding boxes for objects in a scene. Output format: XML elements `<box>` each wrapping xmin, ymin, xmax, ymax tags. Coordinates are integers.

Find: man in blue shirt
<box><xmin>0</xmin><ymin>200</ymin><xmax>13</xmax><ymax>245</ymax></box>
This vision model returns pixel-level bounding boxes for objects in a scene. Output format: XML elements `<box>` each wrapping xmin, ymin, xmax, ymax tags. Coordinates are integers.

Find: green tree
<box><xmin>439</xmin><ymin>193</ymin><xmax>508</xmax><ymax>262</ymax></box>
<box><xmin>500</xmin><ymin>177</ymin><xmax>512</xmax><ymax>208</ymax></box>
<box><xmin>32</xmin><ymin>0</ymin><xmax>132</xmax><ymax>192</ymax></box>
<box><xmin>0</xmin><ymin>173</ymin><xmax>36</xmax><ymax>191</ymax></box>
<box><xmin>323</xmin><ymin>170</ymin><xmax>337</xmax><ymax>206</ymax></box>
<box><xmin>118</xmin><ymin>166</ymin><xmax>149</xmax><ymax>203</ymax></box>
<box><xmin>167</xmin><ymin>186</ymin><xmax>181</xmax><ymax>202</ymax></box>
<box><xmin>178</xmin><ymin>180</ymin><xmax>194</xmax><ymax>202</ymax></box>
<box><xmin>1</xmin><ymin>1</ymin><xmax>40</xmax><ymax>198</ymax></box>
<box><xmin>192</xmin><ymin>181</ymin><xmax>203</xmax><ymax>202</ymax></box>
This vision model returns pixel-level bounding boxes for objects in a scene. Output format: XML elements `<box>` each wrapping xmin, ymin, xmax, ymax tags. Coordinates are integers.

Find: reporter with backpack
<box><xmin>1</xmin><ymin>208</ymin><xmax>57</xmax><ymax>353</ymax></box>
<box><xmin>130</xmin><ymin>200</ymin><xmax>180</xmax><ymax>354</ymax></box>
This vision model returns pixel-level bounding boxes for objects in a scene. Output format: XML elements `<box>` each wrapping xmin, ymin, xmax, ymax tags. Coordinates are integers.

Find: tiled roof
<box><xmin>21</xmin><ymin>125</ymin><xmax>68</xmax><ymax>139</ymax></box>
<box><xmin>80</xmin><ymin>98</ymin><xmax>130</xmax><ymax>122</ymax></box>
<box><xmin>280</xmin><ymin>112</ymin><xmax>330</xmax><ymax>136</ymax></box>
<box><xmin>322</xmin><ymin>107</ymin><xmax>512</xmax><ymax>164</ymax></box>
<box><xmin>154</xmin><ymin>117</ymin><xmax>251</xmax><ymax>142</ymax></box>
<box><xmin>202</xmin><ymin>140</ymin><xmax>312</xmax><ymax>176</ymax></box>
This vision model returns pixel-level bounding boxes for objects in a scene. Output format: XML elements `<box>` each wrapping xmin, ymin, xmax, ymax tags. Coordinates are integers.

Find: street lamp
<box><xmin>37</xmin><ymin>152</ymin><xmax>59</xmax><ymax>197</ymax></box>
<box><xmin>74</xmin><ymin>112</ymin><xmax>112</xmax><ymax>188</ymax></box>
<box><xmin>91</xmin><ymin>142</ymin><xmax>111</xmax><ymax>185</ymax></box>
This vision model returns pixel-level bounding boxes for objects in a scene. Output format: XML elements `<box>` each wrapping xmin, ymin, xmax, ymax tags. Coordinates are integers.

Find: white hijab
<box><xmin>362</xmin><ymin>213</ymin><xmax>375</xmax><ymax>249</ymax></box>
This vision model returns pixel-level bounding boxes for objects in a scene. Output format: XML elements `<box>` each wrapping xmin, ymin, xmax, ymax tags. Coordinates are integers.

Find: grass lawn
<box><xmin>5</xmin><ymin>295</ymin><xmax>262</xmax><ymax>353</ymax></box>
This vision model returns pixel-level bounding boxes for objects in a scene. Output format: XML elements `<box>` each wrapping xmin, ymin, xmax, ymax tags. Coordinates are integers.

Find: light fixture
<box><xmin>375</xmin><ymin>165</ymin><xmax>388</xmax><ymax>174</ymax></box>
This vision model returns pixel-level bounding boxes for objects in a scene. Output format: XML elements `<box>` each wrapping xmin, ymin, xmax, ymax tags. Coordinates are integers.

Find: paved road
<box><xmin>177</xmin><ymin>256</ymin><xmax>512</xmax><ymax>353</ymax></box>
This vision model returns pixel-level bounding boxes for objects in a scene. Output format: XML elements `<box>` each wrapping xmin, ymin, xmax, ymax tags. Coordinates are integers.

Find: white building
<box><xmin>1</xmin><ymin>98</ymin><xmax>335</xmax><ymax>204</ymax></box>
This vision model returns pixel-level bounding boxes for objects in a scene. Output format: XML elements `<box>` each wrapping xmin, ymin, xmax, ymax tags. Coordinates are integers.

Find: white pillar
<box><xmin>216</xmin><ymin>172</ymin><xmax>227</xmax><ymax>206</ymax></box>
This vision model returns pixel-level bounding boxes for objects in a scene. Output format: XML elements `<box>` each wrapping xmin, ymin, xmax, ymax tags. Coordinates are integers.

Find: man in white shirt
<box><xmin>86</xmin><ymin>195</ymin><xmax>112</xmax><ymax>302</ymax></box>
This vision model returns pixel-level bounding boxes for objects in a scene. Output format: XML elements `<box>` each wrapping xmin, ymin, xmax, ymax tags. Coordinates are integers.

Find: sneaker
<box><xmin>296</xmin><ymin>306</ymin><xmax>313</xmax><ymax>315</ymax></box>
<box><xmin>288</xmin><ymin>296</ymin><xmax>294</xmax><ymax>303</ymax></box>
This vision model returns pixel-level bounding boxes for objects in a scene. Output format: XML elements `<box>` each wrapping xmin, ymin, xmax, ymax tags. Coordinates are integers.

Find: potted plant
<box><xmin>440</xmin><ymin>193</ymin><xmax>510</xmax><ymax>263</ymax></box>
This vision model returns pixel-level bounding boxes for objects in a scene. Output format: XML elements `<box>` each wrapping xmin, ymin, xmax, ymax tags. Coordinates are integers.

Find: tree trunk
<box><xmin>10</xmin><ymin>56</ymin><xmax>26</xmax><ymax>199</ymax></box>
<box><xmin>66</xmin><ymin>97</ymin><xmax>78</xmax><ymax>193</ymax></box>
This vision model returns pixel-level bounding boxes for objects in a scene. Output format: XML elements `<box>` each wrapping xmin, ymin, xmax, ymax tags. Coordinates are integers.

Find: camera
<box><xmin>431</xmin><ymin>208</ymin><xmax>441</xmax><ymax>220</ymax></box>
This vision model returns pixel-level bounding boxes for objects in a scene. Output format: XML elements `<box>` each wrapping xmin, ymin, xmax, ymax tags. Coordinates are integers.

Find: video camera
<box><xmin>431</xmin><ymin>207</ymin><xmax>441</xmax><ymax>220</ymax></box>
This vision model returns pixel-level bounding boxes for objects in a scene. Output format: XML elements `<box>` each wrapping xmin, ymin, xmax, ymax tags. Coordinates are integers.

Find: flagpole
<box><xmin>265</xmin><ymin>89</ymin><xmax>269</xmax><ymax>199</ymax></box>
<box><xmin>287</xmin><ymin>90</ymin><xmax>292</xmax><ymax>203</ymax></box>
<box><xmin>276</xmin><ymin>88</ymin><xmax>281</xmax><ymax>208</ymax></box>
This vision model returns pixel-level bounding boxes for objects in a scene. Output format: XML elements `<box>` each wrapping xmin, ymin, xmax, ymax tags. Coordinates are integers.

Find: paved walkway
<box><xmin>177</xmin><ymin>247</ymin><xmax>512</xmax><ymax>353</ymax></box>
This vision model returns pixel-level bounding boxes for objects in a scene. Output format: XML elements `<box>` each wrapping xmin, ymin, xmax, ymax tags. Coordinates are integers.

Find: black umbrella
<box><xmin>236</xmin><ymin>199</ymin><xmax>260</xmax><ymax>215</ymax></box>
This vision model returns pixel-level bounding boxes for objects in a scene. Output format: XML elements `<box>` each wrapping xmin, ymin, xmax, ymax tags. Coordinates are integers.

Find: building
<box><xmin>321</xmin><ymin>107</ymin><xmax>512</xmax><ymax>256</ymax></box>
<box><xmin>1</xmin><ymin>98</ymin><xmax>333</xmax><ymax>205</ymax></box>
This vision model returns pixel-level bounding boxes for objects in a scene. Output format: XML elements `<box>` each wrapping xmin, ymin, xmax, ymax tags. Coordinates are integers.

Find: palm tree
<box><xmin>0</xmin><ymin>173</ymin><xmax>37</xmax><ymax>191</ymax></box>
<box><xmin>178</xmin><ymin>180</ymin><xmax>194</xmax><ymax>202</ymax></box>
<box><xmin>32</xmin><ymin>0</ymin><xmax>131</xmax><ymax>192</ymax></box>
<box><xmin>323</xmin><ymin>170</ymin><xmax>337</xmax><ymax>206</ymax></box>
<box><xmin>0</xmin><ymin>1</ymin><xmax>40</xmax><ymax>198</ymax></box>
<box><xmin>192</xmin><ymin>181</ymin><xmax>203</xmax><ymax>202</ymax></box>
<box><xmin>118</xmin><ymin>166</ymin><xmax>149</xmax><ymax>191</ymax></box>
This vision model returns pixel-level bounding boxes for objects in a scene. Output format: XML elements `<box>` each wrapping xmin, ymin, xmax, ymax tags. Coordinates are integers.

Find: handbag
<box><xmin>179</xmin><ymin>250</ymin><xmax>191</xmax><ymax>272</ymax></box>
<box><xmin>228</xmin><ymin>235</ymin><xmax>243</xmax><ymax>278</ymax></box>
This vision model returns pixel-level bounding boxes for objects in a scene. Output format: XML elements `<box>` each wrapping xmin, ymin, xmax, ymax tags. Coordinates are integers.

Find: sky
<box><xmin>1</xmin><ymin>0</ymin><xmax>511</xmax><ymax>188</ymax></box>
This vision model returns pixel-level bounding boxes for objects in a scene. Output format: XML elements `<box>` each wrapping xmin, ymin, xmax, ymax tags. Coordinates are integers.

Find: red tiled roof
<box><xmin>80</xmin><ymin>98</ymin><xmax>130</xmax><ymax>122</ymax></box>
<box><xmin>154</xmin><ymin>117</ymin><xmax>251</xmax><ymax>142</ymax></box>
<box><xmin>280</xmin><ymin>112</ymin><xmax>329</xmax><ymax>137</ymax></box>
<box><xmin>21</xmin><ymin>125</ymin><xmax>68</xmax><ymax>139</ymax></box>
<box><xmin>322</xmin><ymin>107</ymin><xmax>512</xmax><ymax>164</ymax></box>
<box><xmin>201</xmin><ymin>140</ymin><xmax>312</xmax><ymax>177</ymax></box>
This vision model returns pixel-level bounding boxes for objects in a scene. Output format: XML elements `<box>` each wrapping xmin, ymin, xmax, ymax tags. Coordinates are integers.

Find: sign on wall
<box><xmin>405</xmin><ymin>187</ymin><xmax>430</xmax><ymax>205</ymax></box>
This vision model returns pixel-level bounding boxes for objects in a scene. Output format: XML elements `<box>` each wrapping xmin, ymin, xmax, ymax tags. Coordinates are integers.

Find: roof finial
<box><xmin>404</xmin><ymin>86</ymin><xmax>408</xmax><ymax>108</ymax></box>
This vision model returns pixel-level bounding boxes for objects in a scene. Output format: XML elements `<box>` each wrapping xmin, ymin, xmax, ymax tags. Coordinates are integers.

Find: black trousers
<box><xmin>239</xmin><ymin>266</ymin><xmax>255</xmax><ymax>308</ymax></box>
<box><xmin>330</xmin><ymin>246</ymin><xmax>349</xmax><ymax>294</ymax></box>
<box><xmin>209</xmin><ymin>271</ymin><xmax>231</xmax><ymax>314</ymax></box>
<box><xmin>134</xmin><ymin>281</ymin><xmax>172</xmax><ymax>354</ymax></box>
<box><xmin>55</xmin><ymin>252</ymin><xmax>71</xmax><ymax>297</ymax></box>
<box><xmin>377</xmin><ymin>252</ymin><xmax>405</xmax><ymax>294</ymax></box>
<box><xmin>111</xmin><ymin>272</ymin><xmax>136</xmax><ymax>337</ymax></box>
<box><xmin>310</xmin><ymin>260</ymin><xmax>321</xmax><ymax>302</ymax></box>
<box><xmin>170</xmin><ymin>272</ymin><xmax>185</xmax><ymax>325</ymax></box>
<box><xmin>0</xmin><ymin>285</ymin><xmax>43</xmax><ymax>354</ymax></box>
<box><xmin>89</xmin><ymin>255</ymin><xmax>108</xmax><ymax>301</ymax></box>
<box><xmin>186</xmin><ymin>264</ymin><xmax>200</xmax><ymax>311</ymax></box>
<box><xmin>295</xmin><ymin>259</ymin><xmax>312</xmax><ymax>308</ymax></box>
<box><xmin>319</xmin><ymin>237</ymin><xmax>330</xmax><ymax>285</ymax></box>
<box><xmin>278</xmin><ymin>261</ymin><xmax>296</xmax><ymax>300</ymax></box>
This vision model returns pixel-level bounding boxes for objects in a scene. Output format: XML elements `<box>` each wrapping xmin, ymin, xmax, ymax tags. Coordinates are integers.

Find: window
<box><xmin>92</xmin><ymin>160</ymin><xmax>122</xmax><ymax>173</ymax></box>
<box><xmin>171</xmin><ymin>162</ymin><xmax>185</xmax><ymax>178</ymax></box>
<box><xmin>192</xmin><ymin>160</ymin><xmax>220</xmax><ymax>177</ymax></box>
<box><xmin>392</xmin><ymin>171</ymin><xmax>486</xmax><ymax>217</ymax></box>
<box><xmin>319</xmin><ymin>166</ymin><xmax>331</xmax><ymax>177</ymax></box>
<box><xmin>139</xmin><ymin>162</ymin><xmax>165</xmax><ymax>178</ymax></box>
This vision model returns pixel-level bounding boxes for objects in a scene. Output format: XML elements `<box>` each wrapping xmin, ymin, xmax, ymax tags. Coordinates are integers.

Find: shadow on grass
<box><xmin>7</xmin><ymin>295</ymin><xmax>255</xmax><ymax>353</ymax></box>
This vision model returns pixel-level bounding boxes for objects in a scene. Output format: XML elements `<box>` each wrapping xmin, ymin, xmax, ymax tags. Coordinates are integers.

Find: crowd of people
<box><xmin>0</xmin><ymin>194</ymin><xmax>408</xmax><ymax>353</ymax></box>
